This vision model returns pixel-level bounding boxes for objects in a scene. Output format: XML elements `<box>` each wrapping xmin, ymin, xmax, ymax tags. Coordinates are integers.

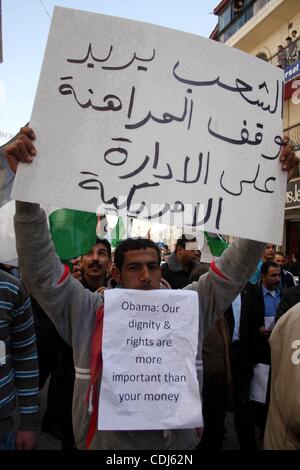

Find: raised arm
<box><xmin>183</xmin><ymin>136</ymin><xmax>298</xmax><ymax>334</ymax></box>
<box><xmin>5</xmin><ymin>128</ymin><xmax>104</xmax><ymax>346</ymax></box>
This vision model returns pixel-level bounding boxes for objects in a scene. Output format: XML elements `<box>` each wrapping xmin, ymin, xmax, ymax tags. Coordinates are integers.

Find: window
<box><xmin>219</xmin><ymin>5</ymin><xmax>232</xmax><ymax>31</ymax></box>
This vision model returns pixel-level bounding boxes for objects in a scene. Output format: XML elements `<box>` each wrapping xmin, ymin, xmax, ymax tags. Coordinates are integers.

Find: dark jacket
<box><xmin>161</xmin><ymin>252</ymin><xmax>197</xmax><ymax>289</ymax></box>
<box><xmin>285</xmin><ymin>260</ymin><xmax>300</xmax><ymax>278</ymax></box>
<box><xmin>225</xmin><ymin>282</ymin><xmax>264</xmax><ymax>377</ymax></box>
<box><xmin>251</xmin><ymin>284</ymin><xmax>281</xmax><ymax>365</ymax></box>
<box><xmin>276</xmin><ymin>285</ymin><xmax>300</xmax><ymax>322</ymax></box>
<box><xmin>280</xmin><ymin>269</ymin><xmax>296</xmax><ymax>289</ymax></box>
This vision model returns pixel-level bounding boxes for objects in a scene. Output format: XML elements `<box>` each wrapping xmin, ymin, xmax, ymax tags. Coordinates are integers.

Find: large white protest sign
<box><xmin>98</xmin><ymin>289</ymin><xmax>202</xmax><ymax>430</ymax></box>
<box><xmin>12</xmin><ymin>7</ymin><xmax>285</xmax><ymax>243</ymax></box>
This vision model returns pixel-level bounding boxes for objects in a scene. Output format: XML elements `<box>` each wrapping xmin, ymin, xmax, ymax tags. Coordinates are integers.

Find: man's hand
<box><xmin>280</xmin><ymin>136</ymin><xmax>299</xmax><ymax>181</ymax></box>
<box><xmin>16</xmin><ymin>430</ymin><xmax>38</xmax><ymax>450</ymax></box>
<box><xmin>259</xmin><ymin>326</ymin><xmax>271</xmax><ymax>338</ymax></box>
<box><xmin>4</xmin><ymin>126</ymin><xmax>36</xmax><ymax>174</ymax></box>
<box><xmin>96</xmin><ymin>286</ymin><xmax>107</xmax><ymax>294</ymax></box>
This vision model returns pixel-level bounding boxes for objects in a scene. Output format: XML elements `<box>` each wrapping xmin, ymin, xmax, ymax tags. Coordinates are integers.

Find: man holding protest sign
<box><xmin>4</xmin><ymin>125</ymin><xmax>297</xmax><ymax>450</ymax></box>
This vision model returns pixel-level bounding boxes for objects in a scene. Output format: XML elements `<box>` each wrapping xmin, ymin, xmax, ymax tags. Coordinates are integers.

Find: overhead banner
<box><xmin>12</xmin><ymin>7</ymin><xmax>285</xmax><ymax>243</ymax></box>
<box><xmin>99</xmin><ymin>289</ymin><xmax>202</xmax><ymax>430</ymax></box>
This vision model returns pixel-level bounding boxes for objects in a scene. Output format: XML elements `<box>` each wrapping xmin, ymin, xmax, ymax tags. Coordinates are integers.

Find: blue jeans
<box><xmin>0</xmin><ymin>431</ymin><xmax>16</xmax><ymax>450</ymax></box>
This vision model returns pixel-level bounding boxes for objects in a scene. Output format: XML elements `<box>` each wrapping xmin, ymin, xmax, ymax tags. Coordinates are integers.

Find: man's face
<box><xmin>177</xmin><ymin>246</ymin><xmax>198</xmax><ymax>269</ymax></box>
<box><xmin>262</xmin><ymin>266</ymin><xmax>281</xmax><ymax>290</ymax></box>
<box><xmin>113</xmin><ymin>248</ymin><xmax>162</xmax><ymax>290</ymax></box>
<box><xmin>263</xmin><ymin>244</ymin><xmax>275</xmax><ymax>261</ymax></box>
<box><xmin>80</xmin><ymin>242</ymin><xmax>111</xmax><ymax>279</ymax></box>
<box><xmin>274</xmin><ymin>254</ymin><xmax>285</xmax><ymax>267</ymax></box>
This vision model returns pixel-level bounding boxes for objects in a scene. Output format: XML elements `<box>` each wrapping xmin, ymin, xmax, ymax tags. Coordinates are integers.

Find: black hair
<box><xmin>94</xmin><ymin>237</ymin><xmax>112</xmax><ymax>258</ymax></box>
<box><xmin>175</xmin><ymin>234</ymin><xmax>197</xmax><ymax>252</ymax></box>
<box><xmin>260</xmin><ymin>260</ymin><xmax>280</xmax><ymax>276</ymax></box>
<box><xmin>114</xmin><ymin>238</ymin><xmax>161</xmax><ymax>271</ymax></box>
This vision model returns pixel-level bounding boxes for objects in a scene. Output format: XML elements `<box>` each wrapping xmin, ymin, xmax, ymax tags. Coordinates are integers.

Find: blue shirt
<box><xmin>262</xmin><ymin>285</ymin><xmax>281</xmax><ymax>317</ymax></box>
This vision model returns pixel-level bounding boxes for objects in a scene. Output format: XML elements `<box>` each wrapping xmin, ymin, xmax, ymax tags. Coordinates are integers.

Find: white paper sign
<box><xmin>249</xmin><ymin>363</ymin><xmax>270</xmax><ymax>404</ymax></box>
<box><xmin>98</xmin><ymin>289</ymin><xmax>202</xmax><ymax>430</ymax></box>
<box><xmin>265</xmin><ymin>316</ymin><xmax>275</xmax><ymax>330</ymax></box>
<box><xmin>12</xmin><ymin>7</ymin><xmax>285</xmax><ymax>243</ymax></box>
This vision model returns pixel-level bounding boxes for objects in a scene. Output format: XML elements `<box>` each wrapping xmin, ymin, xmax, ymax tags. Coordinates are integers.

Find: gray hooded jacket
<box><xmin>14</xmin><ymin>201</ymin><xmax>264</xmax><ymax>450</ymax></box>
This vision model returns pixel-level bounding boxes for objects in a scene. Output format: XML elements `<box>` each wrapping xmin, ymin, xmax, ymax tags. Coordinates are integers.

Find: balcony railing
<box><xmin>268</xmin><ymin>36</ymin><xmax>300</xmax><ymax>66</ymax></box>
<box><xmin>284</xmin><ymin>123</ymin><xmax>300</xmax><ymax>151</ymax></box>
<box><xmin>266</xmin><ymin>36</ymin><xmax>300</xmax><ymax>84</ymax></box>
<box><xmin>217</xmin><ymin>0</ymin><xmax>271</xmax><ymax>43</ymax></box>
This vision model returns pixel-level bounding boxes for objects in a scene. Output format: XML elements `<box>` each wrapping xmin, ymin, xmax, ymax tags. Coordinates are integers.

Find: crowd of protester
<box><xmin>2</xmin><ymin>232</ymin><xmax>300</xmax><ymax>450</ymax></box>
<box><xmin>0</xmin><ymin>127</ymin><xmax>299</xmax><ymax>451</ymax></box>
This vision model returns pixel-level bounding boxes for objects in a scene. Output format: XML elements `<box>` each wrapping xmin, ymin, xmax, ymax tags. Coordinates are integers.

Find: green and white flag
<box><xmin>204</xmin><ymin>232</ymin><xmax>229</xmax><ymax>257</ymax></box>
<box><xmin>48</xmin><ymin>208</ymin><xmax>98</xmax><ymax>260</ymax></box>
<box><xmin>111</xmin><ymin>217</ymin><xmax>127</xmax><ymax>248</ymax></box>
<box><xmin>96</xmin><ymin>213</ymin><xmax>110</xmax><ymax>242</ymax></box>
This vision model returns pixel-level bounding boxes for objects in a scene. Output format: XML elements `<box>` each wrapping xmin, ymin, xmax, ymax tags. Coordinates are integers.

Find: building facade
<box><xmin>211</xmin><ymin>0</ymin><xmax>300</xmax><ymax>257</ymax></box>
